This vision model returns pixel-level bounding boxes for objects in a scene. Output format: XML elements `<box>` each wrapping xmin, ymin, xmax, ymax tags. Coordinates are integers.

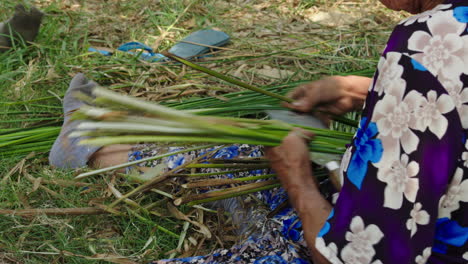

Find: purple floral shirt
<box><xmin>316</xmin><ymin>1</ymin><xmax>468</xmax><ymax>263</ymax></box>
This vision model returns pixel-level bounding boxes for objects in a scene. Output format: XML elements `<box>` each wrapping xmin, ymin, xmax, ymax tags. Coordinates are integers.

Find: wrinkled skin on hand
<box><xmin>266</xmin><ymin>128</ymin><xmax>317</xmax><ymax>193</ymax></box>
<box><xmin>266</xmin><ymin>129</ymin><xmax>333</xmax><ymax>264</ymax></box>
<box><xmin>284</xmin><ymin>75</ymin><xmax>370</xmax><ymax>124</ymax></box>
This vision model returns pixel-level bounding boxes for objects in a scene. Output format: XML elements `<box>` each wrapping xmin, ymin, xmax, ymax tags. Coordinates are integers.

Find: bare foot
<box><xmin>89</xmin><ymin>144</ymin><xmax>132</xmax><ymax>171</ymax></box>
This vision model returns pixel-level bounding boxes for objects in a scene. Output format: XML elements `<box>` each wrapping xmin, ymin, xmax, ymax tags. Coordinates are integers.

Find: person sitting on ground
<box><xmin>49</xmin><ymin>0</ymin><xmax>468</xmax><ymax>263</ymax></box>
<box><xmin>266</xmin><ymin>0</ymin><xmax>468</xmax><ymax>263</ymax></box>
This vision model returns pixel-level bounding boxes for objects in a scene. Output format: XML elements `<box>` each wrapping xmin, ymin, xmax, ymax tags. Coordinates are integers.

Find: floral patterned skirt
<box><xmin>127</xmin><ymin>144</ymin><xmax>312</xmax><ymax>264</ymax></box>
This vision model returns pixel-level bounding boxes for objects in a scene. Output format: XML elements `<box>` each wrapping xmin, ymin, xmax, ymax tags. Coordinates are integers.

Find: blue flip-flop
<box><xmin>88</xmin><ymin>29</ymin><xmax>230</xmax><ymax>62</ymax></box>
<box><xmin>116</xmin><ymin>42</ymin><xmax>167</xmax><ymax>62</ymax></box>
<box><xmin>88</xmin><ymin>42</ymin><xmax>166</xmax><ymax>62</ymax></box>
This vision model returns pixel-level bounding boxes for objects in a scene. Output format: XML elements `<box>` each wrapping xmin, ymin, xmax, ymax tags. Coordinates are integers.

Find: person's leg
<box><xmin>49</xmin><ymin>75</ymin><xmax>311</xmax><ymax>263</ymax></box>
<box><xmin>49</xmin><ymin>73</ymin><xmax>135</xmax><ymax>170</ymax></box>
<box><xmin>88</xmin><ymin>145</ymin><xmax>132</xmax><ymax>171</ymax></box>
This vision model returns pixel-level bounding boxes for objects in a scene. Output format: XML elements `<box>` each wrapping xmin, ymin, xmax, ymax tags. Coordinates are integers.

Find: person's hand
<box><xmin>266</xmin><ymin>128</ymin><xmax>317</xmax><ymax>193</ymax></box>
<box><xmin>284</xmin><ymin>75</ymin><xmax>371</xmax><ymax>115</ymax></box>
<box><xmin>267</xmin><ymin>129</ymin><xmax>334</xmax><ymax>263</ymax></box>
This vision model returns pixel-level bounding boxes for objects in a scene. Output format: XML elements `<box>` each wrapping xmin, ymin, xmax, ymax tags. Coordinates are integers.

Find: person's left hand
<box><xmin>266</xmin><ymin>128</ymin><xmax>318</xmax><ymax>193</ymax></box>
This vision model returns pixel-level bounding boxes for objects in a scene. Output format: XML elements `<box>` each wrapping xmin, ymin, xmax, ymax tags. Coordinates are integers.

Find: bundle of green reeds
<box><xmin>0</xmin><ymin>125</ymin><xmax>61</xmax><ymax>157</ymax></box>
<box><xmin>68</xmin><ymin>86</ymin><xmax>353</xmax><ymax>207</ymax></box>
<box><xmin>0</xmin><ymin>84</ymin><xmax>293</xmax><ymax>158</ymax></box>
<box><xmin>72</xmin><ymin>87</ymin><xmax>352</xmax><ymax>155</ymax></box>
<box><xmin>0</xmin><ymin>82</ymin><xmax>354</xmax><ymax>158</ymax></box>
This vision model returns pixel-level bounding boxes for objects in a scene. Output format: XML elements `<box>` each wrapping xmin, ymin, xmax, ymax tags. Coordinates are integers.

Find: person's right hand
<box><xmin>284</xmin><ymin>75</ymin><xmax>371</xmax><ymax>115</ymax></box>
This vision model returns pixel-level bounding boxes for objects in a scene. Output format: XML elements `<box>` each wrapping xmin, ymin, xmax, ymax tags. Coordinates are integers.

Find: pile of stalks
<box><xmin>66</xmin><ymin>85</ymin><xmax>352</xmax><ymax>207</ymax></box>
<box><xmin>0</xmin><ymin>83</ymin><xmax>296</xmax><ymax>157</ymax></box>
<box><xmin>73</xmin><ymin>87</ymin><xmax>352</xmax><ymax>154</ymax></box>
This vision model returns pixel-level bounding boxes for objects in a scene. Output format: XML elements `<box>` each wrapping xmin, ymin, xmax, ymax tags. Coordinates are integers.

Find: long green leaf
<box><xmin>163</xmin><ymin>52</ymin><xmax>293</xmax><ymax>103</ymax></box>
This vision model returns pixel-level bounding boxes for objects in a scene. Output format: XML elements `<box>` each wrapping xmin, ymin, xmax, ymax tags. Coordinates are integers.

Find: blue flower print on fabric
<box><xmin>411</xmin><ymin>58</ymin><xmax>428</xmax><ymax>71</ymax></box>
<box><xmin>254</xmin><ymin>255</ymin><xmax>288</xmax><ymax>264</ymax></box>
<box><xmin>433</xmin><ymin>218</ymin><xmax>468</xmax><ymax>254</ymax></box>
<box><xmin>453</xmin><ymin>7</ymin><xmax>468</xmax><ymax>23</ymax></box>
<box><xmin>213</xmin><ymin>145</ymin><xmax>239</xmax><ymax>159</ymax></box>
<box><xmin>291</xmin><ymin>258</ymin><xmax>310</xmax><ymax>264</ymax></box>
<box><xmin>196</xmin><ymin>147</ymin><xmax>215</xmax><ymax>164</ymax></box>
<box><xmin>248</xmin><ymin>148</ymin><xmax>265</xmax><ymax>175</ymax></box>
<box><xmin>167</xmin><ymin>154</ymin><xmax>185</xmax><ymax>169</ymax></box>
<box><xmin>167</xmin><ymin>147</ymin><xmax>186</xmax><ymax>169</ymax></box>
<box><xmin>318</xmin><ymin>209</ymin><xmax>335</xmax><ymax>237</ymax></box>
<box><xmin>131</xmin><ymin>151</ymin><xmax>143</xmax><ymax>160</ymax></box>
<box><xmin>210</xmin><ymin>145</ymin><xmax>240</xmax><ymax>178</ymax></box>
<box><xmin>275</xmin><ymin>205</ymin><xmax>293</xmax><ymax>218</ymax></box>
<box><xmin>282</xmin><ymin>216</ymin><xmax>303</xmax><ymax>242</ymax></box>
<box><xmin>347</xmin><ymin>117</ymin><xmax>383</xmax><ymax>189</ymax></box>
<box><xmin>263</xmin><ymin>188</ymin><xmax>291</xmax><ymax>216</ymax></box>
<box><xmin>249</xmin><ymin>169</ymin><xmax>265</xmax><ymax>176</ymax></box>
<box><xmin>248</xmin><ymin>149</ymin><xmax>263</xmax><ymax>158</ymax></box>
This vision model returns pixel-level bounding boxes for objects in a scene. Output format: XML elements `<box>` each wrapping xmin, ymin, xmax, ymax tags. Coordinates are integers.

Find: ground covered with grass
<box><xmin>0</xmin><ymin>0</ymin><xmax>405</xmax><ymax>263</ymax></box>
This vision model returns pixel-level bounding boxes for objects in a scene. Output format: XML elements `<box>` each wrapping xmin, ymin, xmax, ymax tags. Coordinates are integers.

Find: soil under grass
<box><xmin>0</xmin><ymin>0</ymin><xmax>405</xmax><ymax>263</ymax></box>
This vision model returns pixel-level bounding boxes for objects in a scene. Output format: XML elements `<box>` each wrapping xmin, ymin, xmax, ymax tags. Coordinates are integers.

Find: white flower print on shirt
<box><xmin>408</xmin><ymin>11</ymin><xmax>468</xmax><ymax>79</ymax></box>
<box><xmin>415</xmin><ymin>247</ymin><xmax>432</xmax><ymax>264</ymax></box>
<box><xmin>340</xmin><ymin>216</ymin><xmax>384</xmax><ymax>264</ymax></box>
<box><xmin>463</xmin><ymin>251</ymin><xmax>468</xmax><ymax>260</ymax></box>
<box><xmin>438</xmin><ymin>168</ymin><xmax>468</xmax><ymax>218</ymax></box>
<box><xmin>372</xmin><ymin>53</ymin><xmax>405</xmax><ymax>96</ymax></box>
<box><xmin>400</xmin><ymin>4</ymin><xmax>452</xmax><ymax>26</ymax></box>
<box><xmin>372</xmin><ymin>83</ymin><xmax>424</xmax><ymax>167</ymax></box>
<box><xmin>316</xmin><ymin>237</ymin><xmax>343</xmax><ymax>264</ymax></box>
<box><xmin>414</xmin><ymin>91</ymin><xmax>455</xmax><ymax>139</ymax></box>
<box><xmin>339</xmin><ymin>146</ymin><xmax>353</xmax><ymax>185</ymax></box>
<box><xmin>406</xmin><ymin>203</ymin><xmax>430</xmax><ymax>237</ymax></box>
<box><xmin>377</xmin><ymin>154</ymin><xmax>419</xmax><ymax>209</ymax></box>
<box><xmin>462</xmin><ymin>141</ymin><xmax>468</xmax><ymax>168</ymax></box>
<box><xmin>439</xmin><ymin>77</ymin><xmax>468</xmax><ymax>129</ymax></box>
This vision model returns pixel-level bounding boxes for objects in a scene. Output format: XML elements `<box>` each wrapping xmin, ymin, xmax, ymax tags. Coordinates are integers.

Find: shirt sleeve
<box><xmin>315</xmin><ymin>51</ymin><xmax>465</xmax><ymax>264</ymax></box>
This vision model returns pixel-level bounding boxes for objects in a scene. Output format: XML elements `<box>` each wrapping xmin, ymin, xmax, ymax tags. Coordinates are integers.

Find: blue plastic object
<box><xmin>87</xmin><ymin>47</ymin><xmax>113</xmax><ymax>56</ymax></box>
<box><xmin>88</xmin><ymin>42</ymin><xmax>166</xmax><ymax>62</ymax></box>
<box><xmin>117</xmin><ymin>42</ymin><xmax>167</xmax><ymax>62</ymax></box>
<box><xmin>117</xmin><ymin>41</ymin><xmax>153</xmax><ymax>53</ymax></box>
<box><xmin>88</xmin><ymin>29</ymin><xmax>230</xmax><ymax>62</ymax></box>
